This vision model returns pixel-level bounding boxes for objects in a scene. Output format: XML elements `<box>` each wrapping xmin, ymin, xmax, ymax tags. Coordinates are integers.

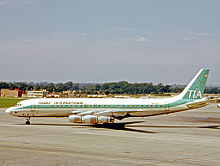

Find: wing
<box><xmin>71</xmin><ymin>109</ymin><xmax>140</xmax><ymax>119</ymax></box>
<box><xmin>95</xmin><ymin>110</ymin><xmax>138</xmax><ymax>117</ymax></box>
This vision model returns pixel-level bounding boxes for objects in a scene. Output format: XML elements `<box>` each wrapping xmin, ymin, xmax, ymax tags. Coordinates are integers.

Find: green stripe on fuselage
<box><xmin>13</xmin><ymin>99</ymin><xmax>192</xmax><ymax>111</ymax></box>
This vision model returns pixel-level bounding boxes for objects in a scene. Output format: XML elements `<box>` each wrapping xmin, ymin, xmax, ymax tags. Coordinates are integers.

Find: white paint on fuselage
<box><xmin>6</xmin><ymin>95</ymin><xmax>189</xmax><ymax>118</ymax></box>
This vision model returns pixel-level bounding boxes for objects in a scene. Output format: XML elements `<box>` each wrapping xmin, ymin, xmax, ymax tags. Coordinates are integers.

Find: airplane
<box><xmin>5</xmin><ymin>69</ymin><xmax>210</xmax><ymax>125</ymax></box>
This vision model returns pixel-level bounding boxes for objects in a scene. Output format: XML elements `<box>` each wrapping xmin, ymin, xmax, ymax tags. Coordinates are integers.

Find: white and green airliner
<box><xmin>6</xmin><ymin>69</ymin><xmax>210</xmax><ymax>125</ymax></box>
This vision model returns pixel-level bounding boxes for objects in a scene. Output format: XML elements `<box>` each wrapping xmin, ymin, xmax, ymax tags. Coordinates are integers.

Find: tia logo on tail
<box><xmin>188</xmin><ymin>90</ymin><xmax>202</xmax><ymax>99</ymax></box>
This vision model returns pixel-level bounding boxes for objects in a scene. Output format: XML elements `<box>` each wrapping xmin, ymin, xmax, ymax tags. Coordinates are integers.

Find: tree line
<box><xmin>0</xmin><ymin>81</ymin><xmax>219</xmax><ymax>94</ymax></box>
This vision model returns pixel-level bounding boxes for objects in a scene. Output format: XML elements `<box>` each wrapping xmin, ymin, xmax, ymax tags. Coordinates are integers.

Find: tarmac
<box><xmin>0</xmin><ymin>103</ymin><xmax>220</xmax><ymax>166</ymax></box>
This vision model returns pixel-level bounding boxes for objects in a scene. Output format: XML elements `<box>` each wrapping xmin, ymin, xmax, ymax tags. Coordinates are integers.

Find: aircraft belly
<box><xmin>126</xmin><ymin>105</ymin><xmax>187</xmax><ymax>117</ymax></box>
<box><xmin>129</xmin><ymin>110</ymin><xmax>167</xmax><ymax>117</ymax></box>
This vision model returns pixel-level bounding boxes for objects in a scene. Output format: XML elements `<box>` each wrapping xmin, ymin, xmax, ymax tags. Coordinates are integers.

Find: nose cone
<box><xmin>5</xmin><ymin>107</ymin><xmax>15</xmax><ymax>114</ymax></box>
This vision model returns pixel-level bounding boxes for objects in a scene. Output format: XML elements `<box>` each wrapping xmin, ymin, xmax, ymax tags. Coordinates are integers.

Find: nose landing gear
<box><xmin>25</xmin><ymin>117</ymin><xmax>30</xmax><ymax>125</ymax></box>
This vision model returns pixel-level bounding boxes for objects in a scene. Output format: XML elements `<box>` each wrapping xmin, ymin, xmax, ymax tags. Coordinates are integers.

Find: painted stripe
<box><xmin>13</xmin><ymin>99</ymin><xmax>193</xmax><ymax>111</ymax></box>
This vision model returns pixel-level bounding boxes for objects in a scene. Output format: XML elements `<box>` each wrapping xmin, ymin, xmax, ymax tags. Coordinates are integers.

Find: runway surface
<box><xmin>1</xmin><ymin>103</ymin><xmax>220</xmax><ymax>166</ymax></box>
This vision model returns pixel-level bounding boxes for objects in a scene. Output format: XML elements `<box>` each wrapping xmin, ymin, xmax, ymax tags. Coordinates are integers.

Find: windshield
<box><xmin>16</xmin><ymin>102</ymin><xmax>22</xmax><ymax>107</ymax></box>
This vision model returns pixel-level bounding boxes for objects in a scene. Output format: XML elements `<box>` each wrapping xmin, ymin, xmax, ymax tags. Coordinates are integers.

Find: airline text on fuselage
<box><xmin>38</xmin><ymin>101</ymin><xmax>84</xmax><ymax>105</ymax></box>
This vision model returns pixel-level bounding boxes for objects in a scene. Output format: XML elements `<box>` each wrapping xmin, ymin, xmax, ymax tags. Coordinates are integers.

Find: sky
<box><xmin>0</xmin><ymin>0</ymin><xmax>220</xmax><ymax>86</ymax></box>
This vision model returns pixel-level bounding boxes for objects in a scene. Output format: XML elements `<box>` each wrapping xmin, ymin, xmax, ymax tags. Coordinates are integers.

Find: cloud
<box><xmin>183</xmin><ymin>36</ymin><xmax>196</xmax><ymax>42</ymax></box>
<box><xmin>0</xmin><ymin>0</ymin><xmax>32</xmax><ymax>6</ymax></box>
<box><xmin>136</xmin><ymin>37</ymin><xmax>149</xmax><ymax>43</ymax></box>
<box><xmin>98</xmin><ymin>26</ymin><xmax>134</xmax><ymax>32</ymax></box>
<box><xmin>71</xmin><ymin>32</ymin><xmax>87</xmax><ymax>36</ymax></box>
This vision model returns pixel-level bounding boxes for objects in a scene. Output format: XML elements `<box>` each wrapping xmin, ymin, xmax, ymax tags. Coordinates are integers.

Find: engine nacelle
<box><xmin>69</xmin><ymin>115</ymin><xmax>114</xmax><ymax>124</ymax></box>
<box><xmin>98</xmin><ymin>116</ymin><xmax>112</xmax><ymax>123</ymax></box>
<box><xmin>69</xmin><ymin>115</ymin><xmax>82</xmax><ymax>123</ymax></box>
<box><xmin>82</xmin><ymin>115</ymin><xmax>98</xmax><ymax>124</ymax></box>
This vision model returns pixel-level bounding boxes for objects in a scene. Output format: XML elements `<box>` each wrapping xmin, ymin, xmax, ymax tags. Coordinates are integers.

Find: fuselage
<box><xmin>5</xmin><ymin>96</ymin><xmax>207</xmax><ymax>118</ymax></box>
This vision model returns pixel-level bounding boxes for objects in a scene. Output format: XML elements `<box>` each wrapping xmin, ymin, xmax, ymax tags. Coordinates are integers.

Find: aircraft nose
<box><xmin>5</xmin><ymin>107</ymin><xmax>15</xmax><ymax>114</ymax></box>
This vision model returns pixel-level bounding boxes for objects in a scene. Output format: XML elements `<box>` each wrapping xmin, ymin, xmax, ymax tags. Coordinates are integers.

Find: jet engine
<box><xmin>83</xmin><ymin>115</ymin><xmax>98</xmax><ymax>124</ymax></box>
<box><xmin>69</xmin><ymin>115</ymin><xmax>114</xmax><ymax>124</ymax></box>
<box><xmin>69</xmin><ymin>115</ymin><xmax>82</xmax><ymax>123</ymax></box>
<box><xmin>98</xmin><ymin>116</ymin><xmax>113</xmax><ymax>123</ymax></box>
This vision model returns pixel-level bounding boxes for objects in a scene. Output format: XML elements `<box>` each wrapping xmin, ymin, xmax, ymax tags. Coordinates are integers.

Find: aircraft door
<box><xmin>165</xmin><ymin>102</ymin><xmax>169</xmax><ymax>111</ymax></box>
<box><xmin>31</xmin><ymin>104</ymin><xmax>35</xmax><ymax>111</ymax></box>
<box><xmin>31</xmin><ymin>103</ymin><xmax>38</xmax><ymax>114</ymax></box>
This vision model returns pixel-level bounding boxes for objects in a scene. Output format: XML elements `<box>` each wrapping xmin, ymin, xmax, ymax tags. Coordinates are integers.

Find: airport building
<box><xmin>26</xmin><ymin>89</ymin><xmax>48</xmax><ymax>98</ymax></box>
<box><xmin>0</xmin><ymin>89</ymin><xmax>23</xmax><ymax>97</ymax></box>
<box><xmin>46</xmin><ymin>93</ymin><xmax>60</xmax><ymax>98</ymax></box>
<box><xmin>87</xmin><ymin>94</ymin><xmax>107</xmax><ymax>98</ymax></box>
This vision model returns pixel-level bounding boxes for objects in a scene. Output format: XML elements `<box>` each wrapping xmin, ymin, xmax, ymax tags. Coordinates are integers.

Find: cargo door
<box><xmin>31</xmin><ymin>104</ymin><xmax>35</xmax><ymax>111</ymax></box>
<box><xmin>31</xmin><ymin>103</ymin><xmax>38</xmax><ymax>114</ymax></box>
<box><xmin>165</xmin><ymin>102</ymin><xmax>169</xmax><ymax>111</ymax></box>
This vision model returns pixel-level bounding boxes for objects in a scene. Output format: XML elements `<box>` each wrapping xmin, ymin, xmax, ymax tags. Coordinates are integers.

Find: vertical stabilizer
<box><xmin>177</xmin><ymin>69</ymin><xmax>209</xmax><ymax>100</ymax></box>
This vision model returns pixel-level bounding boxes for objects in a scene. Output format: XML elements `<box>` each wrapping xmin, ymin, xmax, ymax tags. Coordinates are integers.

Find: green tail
<box><xmin>179</xmin><ymin>69</ymin><xmax>210</xmax><ymax>100</ymax></box>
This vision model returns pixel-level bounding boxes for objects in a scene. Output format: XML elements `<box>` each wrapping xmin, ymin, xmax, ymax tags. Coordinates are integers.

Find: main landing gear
<box><xmin>25</xmin><ymin>117</ymin><xmax>30</xmax><ymax>125</ymax></box>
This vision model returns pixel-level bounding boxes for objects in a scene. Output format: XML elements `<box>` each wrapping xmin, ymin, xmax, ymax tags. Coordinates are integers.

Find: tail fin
<box><xmin>177</xmin><ymin>69</ymin><xmax>210</xmax><ymax>100</ymax></box>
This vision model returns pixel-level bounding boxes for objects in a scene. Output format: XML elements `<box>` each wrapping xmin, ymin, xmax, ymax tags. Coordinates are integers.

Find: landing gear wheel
<box><xmin>25</xmin><ymin>116</ymin><xmax>30</xmax><ymax>125</ymax></box>
<box><xmin>25</xmin><ymin>120</ymin><xmax>30</xmax><ymax>125</ymax></box>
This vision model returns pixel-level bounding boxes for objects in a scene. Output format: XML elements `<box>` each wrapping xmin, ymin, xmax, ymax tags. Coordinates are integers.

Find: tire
<box><xmin>25</xmin><ymin>121</ymin><xmax>30</xmax><ymax>125</ymax></box>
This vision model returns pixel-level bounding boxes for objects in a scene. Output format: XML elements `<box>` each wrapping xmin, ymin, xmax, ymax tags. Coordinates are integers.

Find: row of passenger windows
<box><xmin>39</xmin><ymin>105</ymin><xmax>163</xmax><ymax>108</ymax></box>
